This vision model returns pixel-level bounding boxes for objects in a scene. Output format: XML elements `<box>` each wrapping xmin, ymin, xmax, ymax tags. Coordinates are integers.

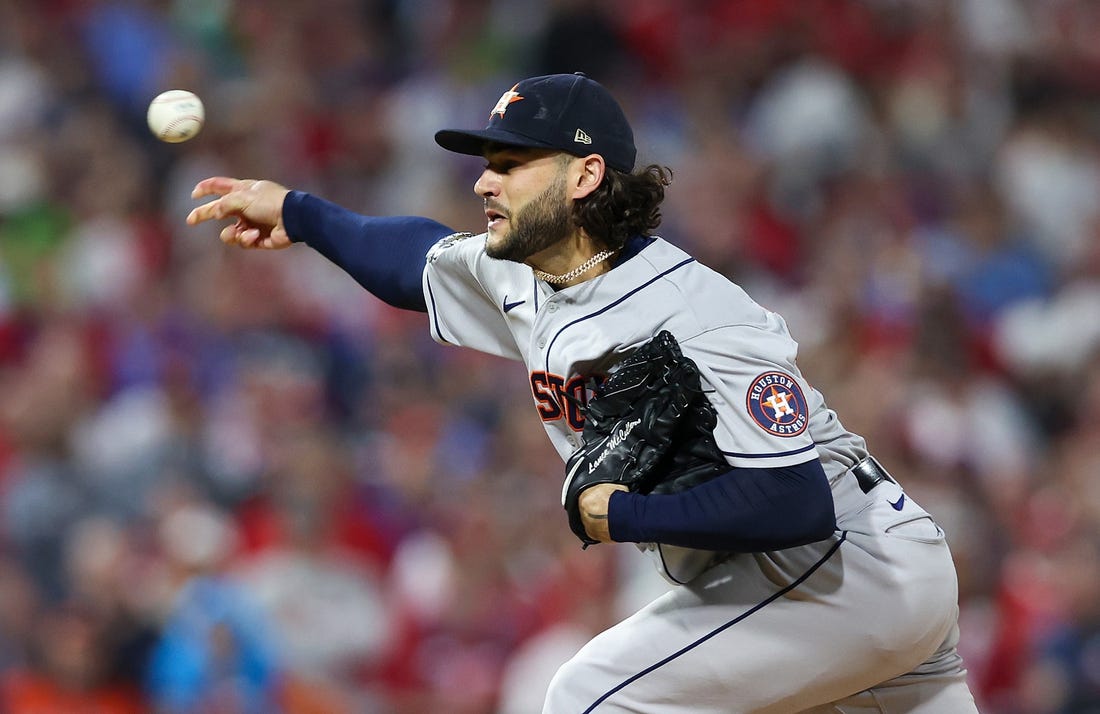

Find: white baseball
<box><xmin>147</xmin><ymin>90</ymin><xmax>205</xmax><ymax>143</ymax></box>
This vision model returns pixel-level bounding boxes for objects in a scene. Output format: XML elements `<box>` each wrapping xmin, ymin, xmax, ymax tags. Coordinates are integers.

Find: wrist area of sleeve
<box><xmin>282</xmin><ymin>190</ymin><xmax>320</xmax><ymax>244</ymax></box>
<box><xmin>607</xmin><ymin>490</ymin><xmax>648</xmax><ymax>543</ymax></box>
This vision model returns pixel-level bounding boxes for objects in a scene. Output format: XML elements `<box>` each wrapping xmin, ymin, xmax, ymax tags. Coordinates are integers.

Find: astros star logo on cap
<box><xmin>490</xmin><ymin>84</ymin><xmax>524</xmax><ymax>119</ymax></box>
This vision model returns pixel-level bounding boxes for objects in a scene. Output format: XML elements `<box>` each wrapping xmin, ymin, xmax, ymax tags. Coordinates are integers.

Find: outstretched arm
<box><xmin>187</xmin><ymin>177</ymin><xmax>457</xmax><ymax>312</ymax></box>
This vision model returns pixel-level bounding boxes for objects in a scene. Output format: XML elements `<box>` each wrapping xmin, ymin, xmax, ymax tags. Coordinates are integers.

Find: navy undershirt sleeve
<box><xmin>282</xmin><ymin>190</ymin><xmax>455</xmax><ymax>312</ymax></box>
<box><xmin>607</xmin><ymin>459</ymin><xmax>836</xmax><ymax>552</ymax></box>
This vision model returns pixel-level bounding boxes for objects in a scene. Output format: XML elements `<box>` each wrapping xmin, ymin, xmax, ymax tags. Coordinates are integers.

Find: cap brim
<box><xmin>434</xmin><ymin>128</ymin><xmax>559</xmax><ymax>158</ymax></box>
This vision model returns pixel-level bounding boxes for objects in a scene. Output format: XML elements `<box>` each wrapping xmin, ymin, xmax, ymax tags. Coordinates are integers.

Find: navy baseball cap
<box><xmin>435</xmin><ymin>73</ymin><xmax>637</xmax><ymax>173</ymax></box>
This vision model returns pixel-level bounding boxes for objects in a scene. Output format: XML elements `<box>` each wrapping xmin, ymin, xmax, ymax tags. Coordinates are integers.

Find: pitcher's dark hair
<box><xmin>573</xmin><ymin>164</ymin><xmax>672</xmax><ymax>250</ymax></box>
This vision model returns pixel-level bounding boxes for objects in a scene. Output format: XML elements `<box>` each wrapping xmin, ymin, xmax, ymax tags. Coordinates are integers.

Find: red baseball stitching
<box><xmin>158</xmin><ymin>114</ymin><xmax>203</xmax><ymax>140</ymax></box>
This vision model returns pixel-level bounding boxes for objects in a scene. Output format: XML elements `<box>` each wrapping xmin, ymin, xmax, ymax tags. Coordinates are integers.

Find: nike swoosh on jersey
<box><xmin>889</xmin><ymin>494</ymin><xmax>905</xmax><ymax>511</ymax></box>
<box><xmin>503</xmin><ymin>297</ymin><xmax>525</xmax><ymax>313</ymax></box>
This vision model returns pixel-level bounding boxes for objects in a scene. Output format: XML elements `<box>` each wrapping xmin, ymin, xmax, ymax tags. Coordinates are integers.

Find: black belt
<box><xmin>850</xmin><ymin>455</ymin><xmax>895</xmax><ymax>494</ymax></box>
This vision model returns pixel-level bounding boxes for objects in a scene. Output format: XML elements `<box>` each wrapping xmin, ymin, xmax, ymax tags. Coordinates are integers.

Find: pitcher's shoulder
<box><xmin>426</xmin><ymin>230</ymin><xmax>480</xmax><ymax>263</ymax></box>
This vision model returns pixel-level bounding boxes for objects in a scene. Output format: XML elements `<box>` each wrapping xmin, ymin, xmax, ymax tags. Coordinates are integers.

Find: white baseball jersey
<box><xmin>424</xmin><ymin>232</ymin><xmax>870</xmax><ymax>583</ymax></box>
<box><xmin>424</xmin><ymin>233</ymin><xmax>865</xmax><ymax>468</ymax></box>
<box><xmin>420</xmin><ymin>232</ymin><xmax>979</xmax><ymax>712</ymax></box>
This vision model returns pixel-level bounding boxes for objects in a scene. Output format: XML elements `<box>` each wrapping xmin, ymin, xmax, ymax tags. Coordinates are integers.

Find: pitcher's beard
<box><xmin>485</xmin><ymin>174</ymin><xmax>573</xmax><ymax>263</ymax></box>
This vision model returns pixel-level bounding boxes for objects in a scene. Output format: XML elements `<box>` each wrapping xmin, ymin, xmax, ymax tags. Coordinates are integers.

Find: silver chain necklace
<box><xmin>532</xmin><ymin>249</ymin><xmax>615</xmax><ymax>285</ymax></box>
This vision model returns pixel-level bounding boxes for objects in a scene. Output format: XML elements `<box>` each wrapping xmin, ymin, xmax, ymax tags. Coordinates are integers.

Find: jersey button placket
<box><xmin>534</xmin><ymin>297</ymin><xmax>558</xmax><ymax>350</ymax></box>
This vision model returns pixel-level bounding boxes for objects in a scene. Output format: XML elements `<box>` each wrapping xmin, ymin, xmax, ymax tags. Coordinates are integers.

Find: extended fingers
<box><xmin>187</xmin><ymin>200</ymin><xmax>219</xmax><ymax>226</ymax></box>
<box><xmin>188</xmin><ymin>191</ymin><xmax>251</xmax><ymax>225</ymax></box>
<box><xmin>187</xmin><ymin>177</ymin><xmax>252</xmax><ymax>225</ymax></box>
<box><xmin>191</xmin><ymin>176</ymin><xmax>249</xmax><ymax>200</ymax></box>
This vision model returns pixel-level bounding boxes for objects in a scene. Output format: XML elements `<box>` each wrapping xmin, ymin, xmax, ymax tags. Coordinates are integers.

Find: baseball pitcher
<box><xmin>188</xmin><ymin>73</ymin><xmax>980</xmax><ymax>713</ymax></box>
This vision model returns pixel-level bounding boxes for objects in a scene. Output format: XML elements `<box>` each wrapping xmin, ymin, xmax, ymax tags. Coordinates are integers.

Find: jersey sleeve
<box><xmin>684</xmin><ymin>319</ymin><xmax>820</xmax><ymax>469</ymax></box>
<box><xmin>421</xmin><ymin>232</ymin><xmax>525</xmax><ymax>361</ymax></box>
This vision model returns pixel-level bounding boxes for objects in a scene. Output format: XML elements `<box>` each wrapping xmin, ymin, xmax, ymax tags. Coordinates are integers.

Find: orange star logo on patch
<box><xmin>490</xmin><ymin>84</ymin><xmax>524</xmax><ymax>119</ymax></box>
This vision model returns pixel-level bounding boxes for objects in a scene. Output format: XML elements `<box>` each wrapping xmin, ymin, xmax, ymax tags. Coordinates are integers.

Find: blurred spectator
<box><xmin>144</xmin><ymin>500</ymin><xmax>282</xmax><ymax>714</ymax></box>
<box><xmin>1023</xmin><ymin>533</ymin><xmax>1100</xmax><ymax>713</ymax></box>
<box><xmin>0</xmin><ymin>557</ymin><xmax>38</xmax><ymax>672</ymax></box>
<box><xmin>0</xmin><ymin>603</ymin><xmax>145</xmax><ymax>714</ymax></box>
<box><xmin>63</xmin><ymin>516</ymin><xmax>159</xmax><ymax>693</ymax></box>
<box><xmin>234</xmin><ymin>427</ymin><xmax>394</xmax><ymax>712</ymax></box>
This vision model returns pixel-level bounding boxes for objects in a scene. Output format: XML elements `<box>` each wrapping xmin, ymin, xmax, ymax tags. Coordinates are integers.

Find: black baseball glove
<box><xmin>562</xmin><ymin>331</ymin><xmax>730</xmax><ymax>547</ymax></box>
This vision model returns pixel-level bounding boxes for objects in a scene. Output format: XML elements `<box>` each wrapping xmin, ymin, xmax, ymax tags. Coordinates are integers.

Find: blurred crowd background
<box><xmin>1</xmin><ymin>0</ymin><xmax>1099</xmax><ymax>712</ymax></box>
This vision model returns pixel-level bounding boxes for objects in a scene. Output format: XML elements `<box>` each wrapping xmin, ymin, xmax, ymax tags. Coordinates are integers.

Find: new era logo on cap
<box><xmin>434</xmin><ymin>73</ymin><xmax>637</xmax><ymax>173</ymax></box>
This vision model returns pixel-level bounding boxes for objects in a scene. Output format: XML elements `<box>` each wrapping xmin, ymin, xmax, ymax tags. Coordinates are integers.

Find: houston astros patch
<box><xmin>746</xmin><ymin>372</ymin><xmax>808</xmax><ymax>437</ymax></box>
